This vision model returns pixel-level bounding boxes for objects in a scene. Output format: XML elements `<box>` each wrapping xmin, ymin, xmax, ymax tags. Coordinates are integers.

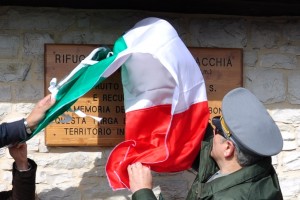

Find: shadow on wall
<box><xmin>36</xmin><ymin>157</ymin><xmax>132</xmax><ymax>200</ymax></box>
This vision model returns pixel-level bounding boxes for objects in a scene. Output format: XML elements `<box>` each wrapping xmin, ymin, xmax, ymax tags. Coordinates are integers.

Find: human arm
<box><xmin>11</xmin><ymin>143</ymin><xmax>37</xmax><ymax>200</ymax></box>
<box><xmin>25</xmin><ymin>93</ymin><xmax>55</xmax><ymax>132</ymax></box>
<box><xmin>0</xmin><ymin>120</ymin><xmax>28</xmax><ymax>148</ymax></box>
<box><xmin>0</xmin><ymin>143</ymin><xmax>37</xmax><ymax>200</ymax></box>
<box><xmin>11</xmin><ymin>158</ymin><xmax>37</xmax><ymax>200</ymax></box>
<box><xmin>127</xmin><ymin>162</ymin><xmax>157</xmax><ymax>200</ymax></box>
<box><xmin>0</xmin><ymin>94</ymin><xmax>55</xmax><ymax>147</ymax></box>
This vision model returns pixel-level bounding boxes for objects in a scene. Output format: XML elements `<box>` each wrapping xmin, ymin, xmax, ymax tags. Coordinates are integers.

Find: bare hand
<box><xmin>127</xmin><ymin>162</ymin><xmax>152</xmax><ymax>193</ymax></box>
<box><xmin>9</xmin><ymin>143</ymin><xmax>28</xmax><ymax>170</ymax></box>
<box><xmin>26</xmin><ymin>94</ymin><xmax>56</xmax><ymax>130</ymax></box>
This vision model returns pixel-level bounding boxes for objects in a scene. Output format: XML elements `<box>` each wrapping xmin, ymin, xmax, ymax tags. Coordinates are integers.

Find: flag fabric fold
<box><xmin>28</xmin><ymin>17</ymin><xmax>209</xmax><ymax>191</ymax></box>
<box><xmin>105</xmin><ymin>17</ymin><xmax>209</xmax><ymax>190</ymax></box>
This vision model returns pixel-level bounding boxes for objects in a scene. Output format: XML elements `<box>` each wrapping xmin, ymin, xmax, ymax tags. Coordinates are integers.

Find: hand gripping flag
<box><xmin>28</xmin><ymin>17</ymin><xmax>209</xmax><ymax>190</ymax></box>
<box><xmin>25</xmin><ymin>46</ymin><xmax>118</xmax><ymax>140</ymax></box>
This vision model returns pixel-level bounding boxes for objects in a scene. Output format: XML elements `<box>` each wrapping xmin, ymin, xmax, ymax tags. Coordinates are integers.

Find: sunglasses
<box><xmin>214</xmin><ymin>128</ymin><xmax>227</xmax><ymax>138</ymax></box>
<box><xmin>212</xmin><ymin>116</ymin><xmax>232</xmax><ymax>138</ymax></box>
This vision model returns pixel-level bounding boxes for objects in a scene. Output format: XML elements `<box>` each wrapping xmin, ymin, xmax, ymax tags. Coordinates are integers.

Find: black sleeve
<box><xmin>11</xmin><ymin>159</ymin><xmax>37</xmax><ymax>200</ymax></box>
<box><xmin>0</xmin><ymin>190</ymin><xmax>12</xmax><ymax>200</ymax></box>
<box><xmin>0</xmin><ymin>159</ymin><xmax>37</xmax><ymax>200</ymax></box>
<box><xmin>0</xmin><ymin>119</ymin><xmax>29</xmax><ymax>148</ymax></box>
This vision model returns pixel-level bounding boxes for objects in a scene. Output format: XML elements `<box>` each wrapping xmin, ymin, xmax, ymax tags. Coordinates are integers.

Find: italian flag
<box><xmin>105</xmin><ymin>17</ymin><xmax>209</xmax><ymax>190</ymax></box>
<box><xmin>30</xmin><ymin>17</ymin><xmax>209</xmax><ymax>191</ymax></box>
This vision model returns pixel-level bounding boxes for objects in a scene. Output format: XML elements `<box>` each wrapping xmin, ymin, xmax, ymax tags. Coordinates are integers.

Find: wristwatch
<box><xmin>23</xmin><ymin>119</ymin><xmax>32</xmax><ymax>134</ymax></box>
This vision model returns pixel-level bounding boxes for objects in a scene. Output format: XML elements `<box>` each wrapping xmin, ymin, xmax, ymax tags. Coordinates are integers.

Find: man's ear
<box><xmin>224</xmin><ymin>140</ymin><xmax>235</xmax><ymax>158</ymax></box>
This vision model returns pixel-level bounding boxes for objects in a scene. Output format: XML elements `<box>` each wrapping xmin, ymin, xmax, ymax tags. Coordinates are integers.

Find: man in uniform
<box><xmin>127</xmin><ymin>87</ymin><xmax>283</xmax><ymax>200</ymax></box>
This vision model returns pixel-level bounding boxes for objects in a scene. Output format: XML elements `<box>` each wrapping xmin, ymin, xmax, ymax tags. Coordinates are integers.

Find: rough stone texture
<box><xmin>260</xmin><ymin>53</ymin><xmax>297</xmax><ymax>69</ymax></box>
<box><xmin>0</xmin><ymin>63</ymin><xmax>30</xmax><ymax>82</ymax></box>
<box><xmin>24</xmin><ymin>33</ymin><xmax>54</xmax><ymax>56</ymax></box>
<box><xmin>251</xmin><ymin>21</ymin><xmax>282</xmax><ymax>49</ymax></box>
<box><xmin>279</xmin><ymin>176</ymin><xmax>300</xmax><ymax>199</ymax></box>
<box><xmin>245</xmin><ymin>68</ymin><xmax>286</xmax><ymax>104</ymax></box>
<box><xmin>243</xmin><ymin>50</ymin><xmax>258</xmax><ymax>67</ymax></box>
<box><xmin>0</xmin><ymin>34</ymin><xmax>19</xmax><ymax>58</ymax></box>
<box><xmin>283</xmin><ymin>21</ymin><xmax>300</xmax><ymax>42</ymax></box>
<box><xmin>280</xmin><ymin>45</ymin><xmax>300</xmax><ymax>55</ymax></box>
<box><xmin>0</xmin><ymin>104</ymin><xmax>13</xmax><ymax>121</ymax></box>
<box><xmin>288</xmin><ymin>72</ymin><xmax>300</xmax><ymax>104</ymax></box>
<box><xmin>0</xmin><ymin>6</ymin><xmax>298</xmax><ymax>200</ymax></box>
<box><xmin>0</xmin><ymin>85</ymin><xmax>11</xmax><ymax>101</ymax></box>
<box><xmin>282</xmin><ymin>151</ymin><xmax>300</xmax><ymax>171</ymax></box>
<box><xmin>189</xmin><ymin>18</ymin><xmax>247</xmax><ymax>48</ymax></box>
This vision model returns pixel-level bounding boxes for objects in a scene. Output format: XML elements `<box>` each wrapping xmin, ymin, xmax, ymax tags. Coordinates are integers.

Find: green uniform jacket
<box><xmin>132</xmin><ymin>124</ymin><xmax>283</xmax><ymax>200</ymax></box>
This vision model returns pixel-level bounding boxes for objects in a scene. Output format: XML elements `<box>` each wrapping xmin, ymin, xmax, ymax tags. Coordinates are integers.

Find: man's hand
<box><xmin>9</xmin><ymin>143</ymin><xmax>28</xmax><ymax>171</ymax></box>
<box><xmin>26</xmin><ymin>94</ymin><xmax>56</xmax><ymax>130</ymax></box>
<box><xmin>127</xmin><ymin>162</ymin><xmax>153</xmax><ymax>193</ymax></box>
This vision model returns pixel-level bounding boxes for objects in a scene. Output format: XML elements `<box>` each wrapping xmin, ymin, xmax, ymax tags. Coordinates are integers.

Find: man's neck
<box><xmin>219</xmin><ymin>161</ymin><xmax>242</xmax><ymax>175</ymax></box>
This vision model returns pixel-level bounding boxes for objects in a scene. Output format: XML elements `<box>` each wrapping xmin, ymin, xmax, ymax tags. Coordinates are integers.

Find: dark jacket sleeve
<box><xmin>0</xmin><ymin>119</ymin><xmax>29</xmax><ymax>148</ymax></box>
<box><xmin>132</xmin><ymin>188</ymin><xmax>158</xmax><ymax>200</ymax></box>
<box><xmin>0</xmin><ymin>159</ymin><xmax>37</xmax><ymax>200</ymax></box>
<box><xmin>13</xmin><ymin>158</ymin><xmax>37</xmax><ymax>200</ymax></box>
<box><xmin>191</xmin><ymin>122</ymin><xmax>214</xmax><ymax>171</ymax></box>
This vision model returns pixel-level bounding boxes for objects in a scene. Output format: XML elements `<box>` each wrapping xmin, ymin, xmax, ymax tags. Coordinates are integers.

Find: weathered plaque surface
<box><xmin>189</xmin><ymin>47</ymin><xmax>243</xmax><ymax>120</ymax></box>
<box><xmin>44</xmin><ymin>44</ymin><xmax>242</xmax><ymax>146</ymax></box>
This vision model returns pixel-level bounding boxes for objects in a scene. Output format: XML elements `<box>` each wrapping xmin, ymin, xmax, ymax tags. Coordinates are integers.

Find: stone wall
<box><xmin>0</xmin><ymin>6</ymin><xmax>299</xmax><ymax>200</ymax></box>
